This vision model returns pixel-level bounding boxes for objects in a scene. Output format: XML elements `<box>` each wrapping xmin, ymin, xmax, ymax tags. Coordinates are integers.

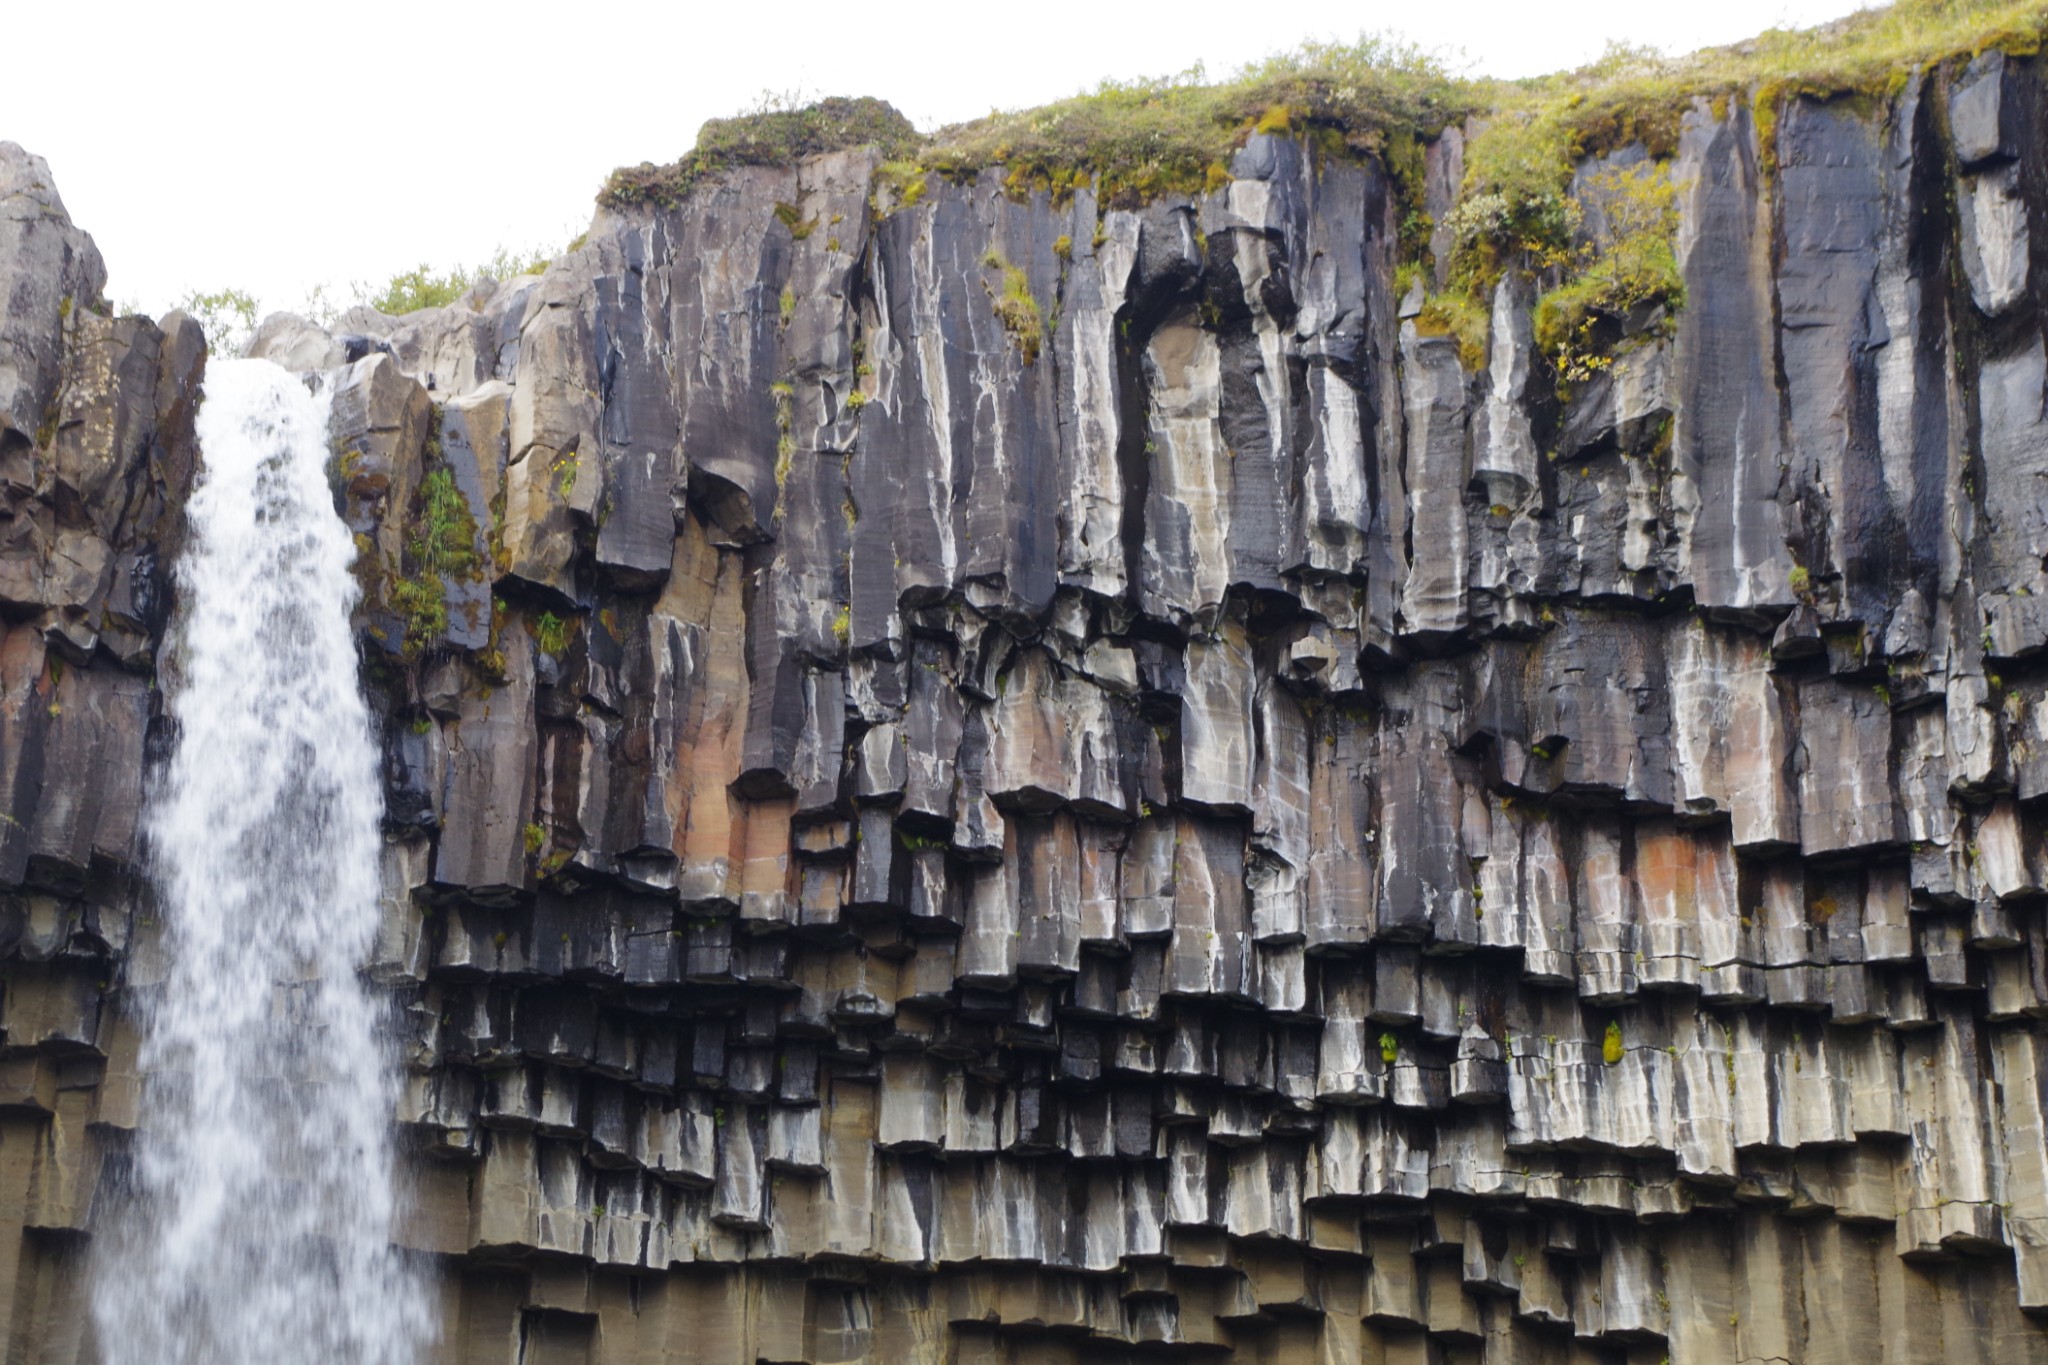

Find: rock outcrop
<box><xmin>10</xmin><ymin>31</ymin><xmax>2048</xmax><ymax>1365</ymax></box>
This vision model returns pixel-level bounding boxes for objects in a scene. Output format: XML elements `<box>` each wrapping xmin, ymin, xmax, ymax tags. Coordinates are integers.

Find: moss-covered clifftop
<box><xmin>601</xmin><ymin>0</ymin><xmax>2048</xmax><ymax>396</ymax></box>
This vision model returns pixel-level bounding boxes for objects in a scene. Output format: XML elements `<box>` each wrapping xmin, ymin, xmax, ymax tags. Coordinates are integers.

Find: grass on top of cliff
<box><xmin>596</xmin><ymin>1</ymin><xmax>2047</xmax><ymax>218</ymax></box>
<box><xmin>1490</xmin><ymin>0</ymin><xmax>2048</xmax><ymax>163</ymax></box>
<box><xmin>918</xmin><ymin>35</ymin><xmax>1476</xmax><ymax>206</ymax></box>
<box><xmin>595</xmin><ymin>40</ymin><xmax>1474</xmax><ymax>212</ymax></box>
<box><xmin>1422</xmin><ymin>0</ymin><xmax>2048</xmax><ymax>389</ymax></box>
<box><xmin>602</xmin><ymin>95</ymin><xmax>921</xmax><ymax>209</ymax></box>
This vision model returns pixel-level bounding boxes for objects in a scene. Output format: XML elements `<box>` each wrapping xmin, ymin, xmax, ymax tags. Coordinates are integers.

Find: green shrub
<box><xmin>389</xmin><ymin>574</ymin><xmax>447</xmax><ymax>653</ymax></box>
<box><xmin>362</xmin><ymin>245</ymin><xmax>554</xmax><ymax>316</ymax></box>
<box><xmin>1449</xmin><ymin>112</ymin><xmax>1580</xmax><ymax>277</ymax></box>
<box><xmin>988</xmin><ymin>262</ymin><xmax>1044</xmax><ymax>364</ymax></box>
<box><xmin>409</xmin><ymin>467</ymin><xmax>480</xmax><ymax>581</ymax></box>
<box><xmin>177</xmin><ymin>287</ymin><xmax>259</xmax><ymax>356</ymax></box>
<box><xmin>389</xmin><ymin>465</ymin><xmax>482</xmax><ymax>658</ymax></box>
<box><xmin>1532</xmin><ymin>160</ymin><xmax>1684</xmax><ymax>391</ymax></box>
<box><xmin>531</xmin><ymin>611</ymin><xmax>572</xmax><ymax>657</ymax></box>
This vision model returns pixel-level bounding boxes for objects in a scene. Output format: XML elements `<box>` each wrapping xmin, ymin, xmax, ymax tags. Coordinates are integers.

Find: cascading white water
<box><xmin>93</xmin><ymin>359</ymin><xmax>431</xmax><ymax>1365</ymax></box>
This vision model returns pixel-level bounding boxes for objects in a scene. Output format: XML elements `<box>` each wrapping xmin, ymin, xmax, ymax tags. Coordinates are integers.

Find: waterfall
<box><xmin>92</xmin><ymin>359</ymin><xmax>430</xmax><ymax>1365</ymax></box>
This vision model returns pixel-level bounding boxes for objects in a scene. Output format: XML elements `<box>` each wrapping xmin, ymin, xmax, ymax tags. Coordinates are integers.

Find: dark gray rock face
<box><xmin>11</xmin><ymin>54</ymin><xmax>2048</xmax><ymax>1365</ymax></box>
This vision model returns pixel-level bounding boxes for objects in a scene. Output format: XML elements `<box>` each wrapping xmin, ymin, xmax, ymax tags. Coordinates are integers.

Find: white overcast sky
<box><xmin>13</xmin><ymin>0</ymin><xmax>1870</xmax><ymax>315</ymax></box>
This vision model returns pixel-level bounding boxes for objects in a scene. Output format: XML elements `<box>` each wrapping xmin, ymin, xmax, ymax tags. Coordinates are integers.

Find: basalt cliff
<box><xmin>9</xmin><ymin>18</ymin><xmax>2048</xmax><ymax>1365</ymax></box>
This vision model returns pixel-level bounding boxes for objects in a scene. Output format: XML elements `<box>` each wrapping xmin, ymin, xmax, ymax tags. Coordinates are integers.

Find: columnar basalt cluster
<box><xmin>8</xmin><ymin>38</ymin><xmax>2048</xmax><ymax>1365</ymax></box>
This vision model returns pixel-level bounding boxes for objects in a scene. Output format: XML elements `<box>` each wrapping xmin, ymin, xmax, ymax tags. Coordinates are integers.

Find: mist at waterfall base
<box><xmin>91</xmin><ymin>360</ymin><xmax>431</xmax><ymax>1364</ymax></box>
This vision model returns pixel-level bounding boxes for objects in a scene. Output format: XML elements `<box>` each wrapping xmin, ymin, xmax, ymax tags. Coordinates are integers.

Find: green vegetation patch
<box><xmin>1413</xmin><ymin>291</ymin><xmax>1491</xmax><ymax>371</ymax></box>
<box><xmin>1432</xmin><ymin>79</ymin><xmax>1683</xmax><ymax>390</ymax></box>
<box><xmin>601</xmin><ymin>95</ymin><xmax>919</xmax><ymax>209</ymax></box>
<box><xmin>1419</xmin><ymin>0</ymin><xmax>2047</xmax><ymax>388</ymax></box>
<box><xmin>364</xmin><ymin>246</ymin><xmax>555</xmax><ymax>316</ymax></box>
<box><xmin>530</xmin><ymin>610</ymin><xmax>573</xmax><ymax>657</ymax></box>
<box><xmin>1532</xmin><ymin>161</ymin><xmax>1684</xmax><ymax>391</ymax></box>
<box><xmin>986</xmin><ymin>260</ymin><xmax>1045</xmax><ymax>365</ymax></box>
<box><xmin>596</xmin><ymin>2</ymin><xmax>2048</xmax><ymax>225</ymax></box>
<box><xmin>176</xmin><ymin>287</ymin><xmax>259</xmax><ymax>355</ymax></box>
<box><xmin>392</xmin><ymin>465</ymin><xmax>482</xmax><ymax>657</ymax></box>
<box><xmin>586</xmin><ymin>1</ymin><xmax>2048</xmax><ymax>394</ymax></box>
<box><xmin>921</xmin><ymin>36</ymin><xmax>1472</xmax><ymax>209</ymax></box>
<box><xmin>1515</xmin><ymin>0</ymin><xmax>2048</xmax><ymax>168</ymax></box>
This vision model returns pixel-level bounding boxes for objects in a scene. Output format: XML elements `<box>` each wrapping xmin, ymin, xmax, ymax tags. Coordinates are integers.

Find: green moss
<box><xmin>1413</xmin><ymin>291</ymin><xmax>1490</xmax><ymax>371</ymax></box>
<box><xmin>987</xmin><ymin>260</ymin><xmax>1045</xmax><ymax>364</ymax></box>
<box><xmin>1254</xmin><ymin>103</ymin><xmax>1294</xmax><ymax>135</ymax></box>
<box><xmin>832</xmin><ymin>603</ymin><xmax>851</xmax><ymax>645</ymax></box>
<box><xmin>390</xmin><ymin>572</ymin><xmax>447</xmax><ymax>653</ymax></box>
<box><xmin>1603</xmin><ymin>1021</ymin><xmax>1625</xmax><ymax>1066</ymax></box>
<box><xmin>391</xmin><ymin>465</ymin><xmax>481</xmax><ymax>658</ymax></box>
<box><xmin>1378</xmin><ymin>1032</ymin><xmax>1399</xmax><ymax>1065</ymax></box>
<box><xmin>531</xmin><ymin>610</ymin><xmax>572</xmax><ymax>657</ymax></box>
<box><xmin>773</xmin><ymin>202</ymin><xmax>819</xmax><ymax>239</ymax></box>
<box><xmin>779</xmin><ymin>286</ymin><xmax>796</xmax><ymax>330</ymax></box>
<box><xmin>1053</xmin><ymin>233</ymin><xmax>1073</xmax><ymax>262</ymax></box>
<box><xmin>601</xmin><ymin>95</ymin><xmax>919</xmax><ymax>209</ymax></box>
<box><xmin>523</xmin><ymin>822</ymin><xmax>547</xmax><ymax>856</ymax></box>
<box><xmin>872</xmin><ymin>160</ymin><xmax>931</xmax><ymax>213</ymax></box>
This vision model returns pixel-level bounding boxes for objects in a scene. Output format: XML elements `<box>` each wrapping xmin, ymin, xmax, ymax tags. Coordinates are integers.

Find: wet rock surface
<box><xmin>9</xmin><ymin>51</ymin><xmax>2048</xmax><ymax>1365</ymax></box>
